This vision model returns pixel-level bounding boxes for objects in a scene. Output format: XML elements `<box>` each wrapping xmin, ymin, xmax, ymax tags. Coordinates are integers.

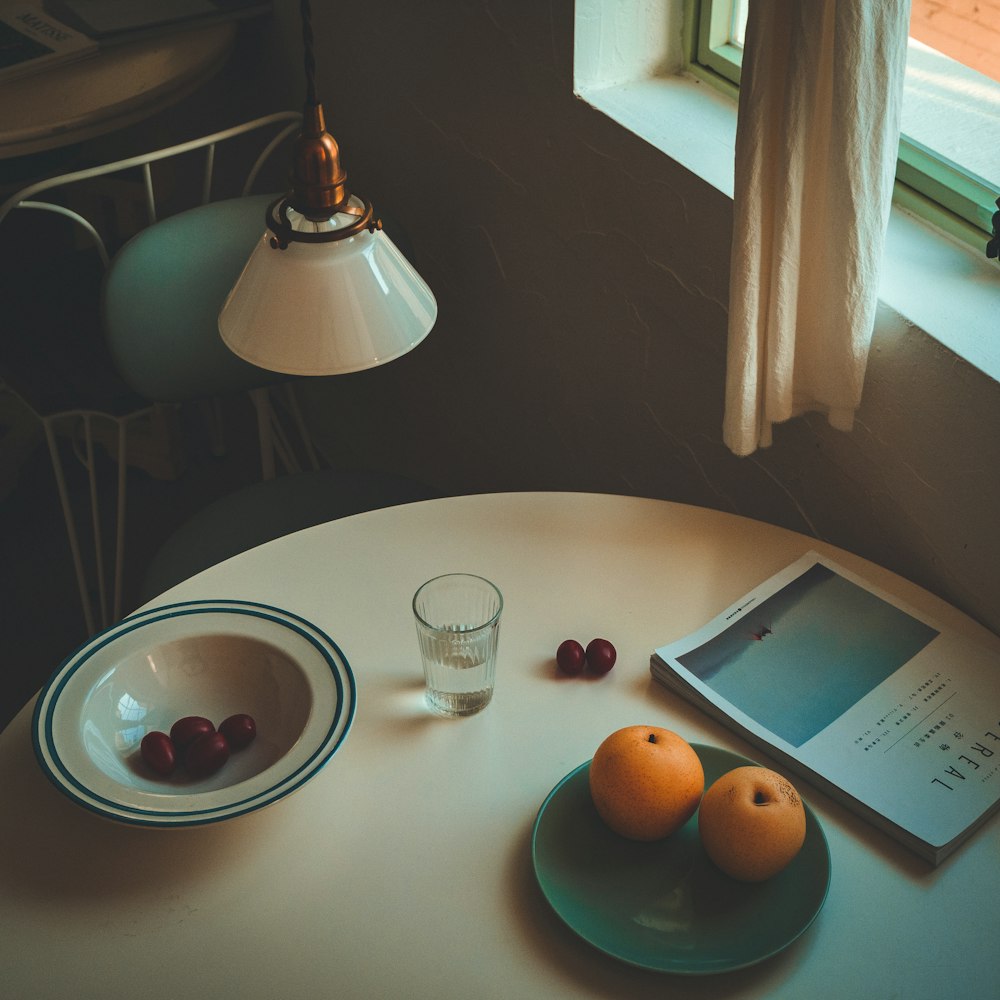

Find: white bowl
<box><xmin>32</xmin><ymin>599</ymin><xmax>356</xmax><ymax>827</ymax></box>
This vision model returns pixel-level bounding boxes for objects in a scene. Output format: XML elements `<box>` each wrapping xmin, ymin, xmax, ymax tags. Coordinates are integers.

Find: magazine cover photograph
<box><xmin>675</xmin><ymin>562</ymin><xmax>940</xmax><ymax>748</ymax></box>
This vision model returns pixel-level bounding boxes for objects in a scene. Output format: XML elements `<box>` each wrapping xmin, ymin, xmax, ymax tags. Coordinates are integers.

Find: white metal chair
<box><xmin>0</xmin><ymin>111</ymin><xmax>321</xmax><ymax>634</ymax></box>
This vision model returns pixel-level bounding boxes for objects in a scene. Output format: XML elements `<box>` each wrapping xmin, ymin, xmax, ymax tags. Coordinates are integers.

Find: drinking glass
<box><xmin>412</xmin><ymin>573</ymin><xmax>503</xmax><ymax>717</ymax></box>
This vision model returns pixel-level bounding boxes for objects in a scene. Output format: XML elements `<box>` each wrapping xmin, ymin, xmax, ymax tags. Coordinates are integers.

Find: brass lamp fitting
<box><xmin>266</xmin><ymin>103</ymin><xmax>379</xmax><ymax>250</ymax></box>
<box><xmin>289</xmin><ymin>102</ymin><xmax>349</xmax><ymax>220</ymax></box>
<box><xmin>264</xmin><ymin>0</ymin><xmax>381</xmax><ymax>250</ymax></box>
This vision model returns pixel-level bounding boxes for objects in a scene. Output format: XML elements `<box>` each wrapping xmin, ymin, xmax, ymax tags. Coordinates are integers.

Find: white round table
<box><xmin>1</xmin><ymin>493</ymin><xmax>997</xmax><ymax>998</ymax></box>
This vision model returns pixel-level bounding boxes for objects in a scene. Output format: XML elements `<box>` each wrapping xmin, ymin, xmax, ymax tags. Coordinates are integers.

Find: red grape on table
<box><xmin>585</xmin><ymin>638</ymin><xmax>617</xmax><ymax>675</ymax></box>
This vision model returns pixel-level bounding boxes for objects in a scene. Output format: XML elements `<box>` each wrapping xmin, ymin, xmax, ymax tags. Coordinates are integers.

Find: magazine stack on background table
<box><xmin>650</xmin><ymin>552</ymin><xmax>1000</xmax><ymax>865</ymax></box>
<box><xmin>0</xmin><ymin>4</ymin><xmax>96</xmax><ymax>82</ymax></box>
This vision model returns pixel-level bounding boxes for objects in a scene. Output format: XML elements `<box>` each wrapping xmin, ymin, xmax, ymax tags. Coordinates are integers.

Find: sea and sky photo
<box><xmin>677</xmin><ymin>563</ymin><xmax>940</xmax><ymax>746</ymax></box>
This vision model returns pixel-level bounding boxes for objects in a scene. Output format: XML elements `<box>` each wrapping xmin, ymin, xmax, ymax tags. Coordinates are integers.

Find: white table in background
<box><xmin>0</xmin><ymin>22</ymin><xmax>235</xmax><ymax>158</ymax></box>
<box><xmin>1</xmin><ymin>492</ymin><xmax>996</xmax><ymax>999</ymax></box>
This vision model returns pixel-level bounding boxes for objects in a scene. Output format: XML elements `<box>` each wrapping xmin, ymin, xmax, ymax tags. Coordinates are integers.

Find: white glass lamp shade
<box><xmin>219</xmin><ymin>199</ymin><xmax>437</xmax><ymax>376</ymax></box>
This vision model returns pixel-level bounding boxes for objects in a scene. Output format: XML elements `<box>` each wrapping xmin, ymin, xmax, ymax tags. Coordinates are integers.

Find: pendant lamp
<box><xmin>219</xmin><ymin>0</ymin><xmax>436</xmax><ymax>375</ymax></box>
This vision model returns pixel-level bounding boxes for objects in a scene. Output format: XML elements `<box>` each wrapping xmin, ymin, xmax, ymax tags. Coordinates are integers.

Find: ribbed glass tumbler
<box><xmin>412</xmin><ymin>573</ymin><xmax>503</xmax><ymax>717</ymax></box>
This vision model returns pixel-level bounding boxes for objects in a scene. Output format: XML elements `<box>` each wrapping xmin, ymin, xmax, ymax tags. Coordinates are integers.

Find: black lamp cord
<box><xmin>300</xmin><ymin>0</ymin><xmax>317</xmax><ymax>107</ymax></box>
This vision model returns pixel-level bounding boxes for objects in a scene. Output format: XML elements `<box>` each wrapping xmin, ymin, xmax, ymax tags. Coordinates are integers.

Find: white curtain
<box><xmin>723</xmin><ymin>0</ymin><xmax>911</xmax><ymax>456</ymax></box>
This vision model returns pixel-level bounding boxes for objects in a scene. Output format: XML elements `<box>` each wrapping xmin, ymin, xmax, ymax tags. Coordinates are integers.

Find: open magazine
<box><xmin>650</xmin><ymin>552</ymin><xmax>1000</xmax><ymax>865</ymax></box>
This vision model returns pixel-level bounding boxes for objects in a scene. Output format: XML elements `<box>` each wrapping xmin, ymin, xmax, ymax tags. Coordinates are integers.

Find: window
<box><xmin>689</xmin><ymin>0</ymin><xmax>1000</xmax><ymax>254</ymax></box>
<box><xmin>574</xmin><ymin>0</ymin><xmax>1000</xmax><ymax>377</ymax></box>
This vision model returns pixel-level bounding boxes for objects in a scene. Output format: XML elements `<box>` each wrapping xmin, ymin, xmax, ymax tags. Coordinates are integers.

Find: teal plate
<box><xmin>531</xmin><ymin>744</ymin><xmax>831</xmax><ymax>974</ymax></box>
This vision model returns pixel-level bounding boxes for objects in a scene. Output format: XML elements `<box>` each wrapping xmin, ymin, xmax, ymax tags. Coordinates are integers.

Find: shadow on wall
<box><xmin>268</xmin><ymin>0</ymin><xmax>999</xmax><ymax>637</ymax></box>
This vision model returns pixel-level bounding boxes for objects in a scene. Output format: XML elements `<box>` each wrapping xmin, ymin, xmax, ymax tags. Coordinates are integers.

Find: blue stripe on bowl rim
<box><xmin>45</xmin><ymin>610</ymin><xmax>346</xmax><ymax>816</ymax></box>
<box><xmin>31</xmin><ymin>599</ymin><xmax>357</xmax><ymax>828</ymax></box>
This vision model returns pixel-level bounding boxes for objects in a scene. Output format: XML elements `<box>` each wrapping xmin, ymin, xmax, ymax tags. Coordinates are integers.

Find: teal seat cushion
<box><xmin>102</xmin><ymin>194</ymin><xmax>288</xmax><ymax>402</ymax></box>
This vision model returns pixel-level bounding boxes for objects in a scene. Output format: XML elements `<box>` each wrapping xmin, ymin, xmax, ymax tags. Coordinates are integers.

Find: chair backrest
<box><xmin>0</xmin><ymin>112</ymin><xmax>302</xmax><ymax>415</ymax></box>
<box><xmin>0</xmin><ymin>111</ymin><xmax>301</xmax><ymax>268</ymax></box>
<box><xmin>103</xmin><ymin>192</ymin><xmax>286</xmax><ymax>401</ymax></box>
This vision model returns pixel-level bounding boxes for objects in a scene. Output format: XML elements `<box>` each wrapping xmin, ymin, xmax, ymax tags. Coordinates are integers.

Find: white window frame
<box><xmin>689</xmin><ymin>0</ymin><xmax>1000</xmax><ymax>253</ymax></box>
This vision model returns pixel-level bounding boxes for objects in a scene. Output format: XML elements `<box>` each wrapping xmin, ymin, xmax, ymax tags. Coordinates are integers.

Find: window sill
<box><xmin>576</xmin><ymin>72</ymin><xmax>1000</xmax><ymax>383</ymax></box>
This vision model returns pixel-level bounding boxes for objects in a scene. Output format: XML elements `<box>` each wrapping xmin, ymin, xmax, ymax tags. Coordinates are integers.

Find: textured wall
<box><xmin>260</xmin><ymin>1</ymin><xmax>1000</xmax><ymax>634</ymax></box>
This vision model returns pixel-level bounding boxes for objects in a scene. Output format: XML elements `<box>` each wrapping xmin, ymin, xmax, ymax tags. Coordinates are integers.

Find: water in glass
<box><xmin>419</xmin><ymin>622</ymin><xmax>497</xmax><ymax>716</ymax></box>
